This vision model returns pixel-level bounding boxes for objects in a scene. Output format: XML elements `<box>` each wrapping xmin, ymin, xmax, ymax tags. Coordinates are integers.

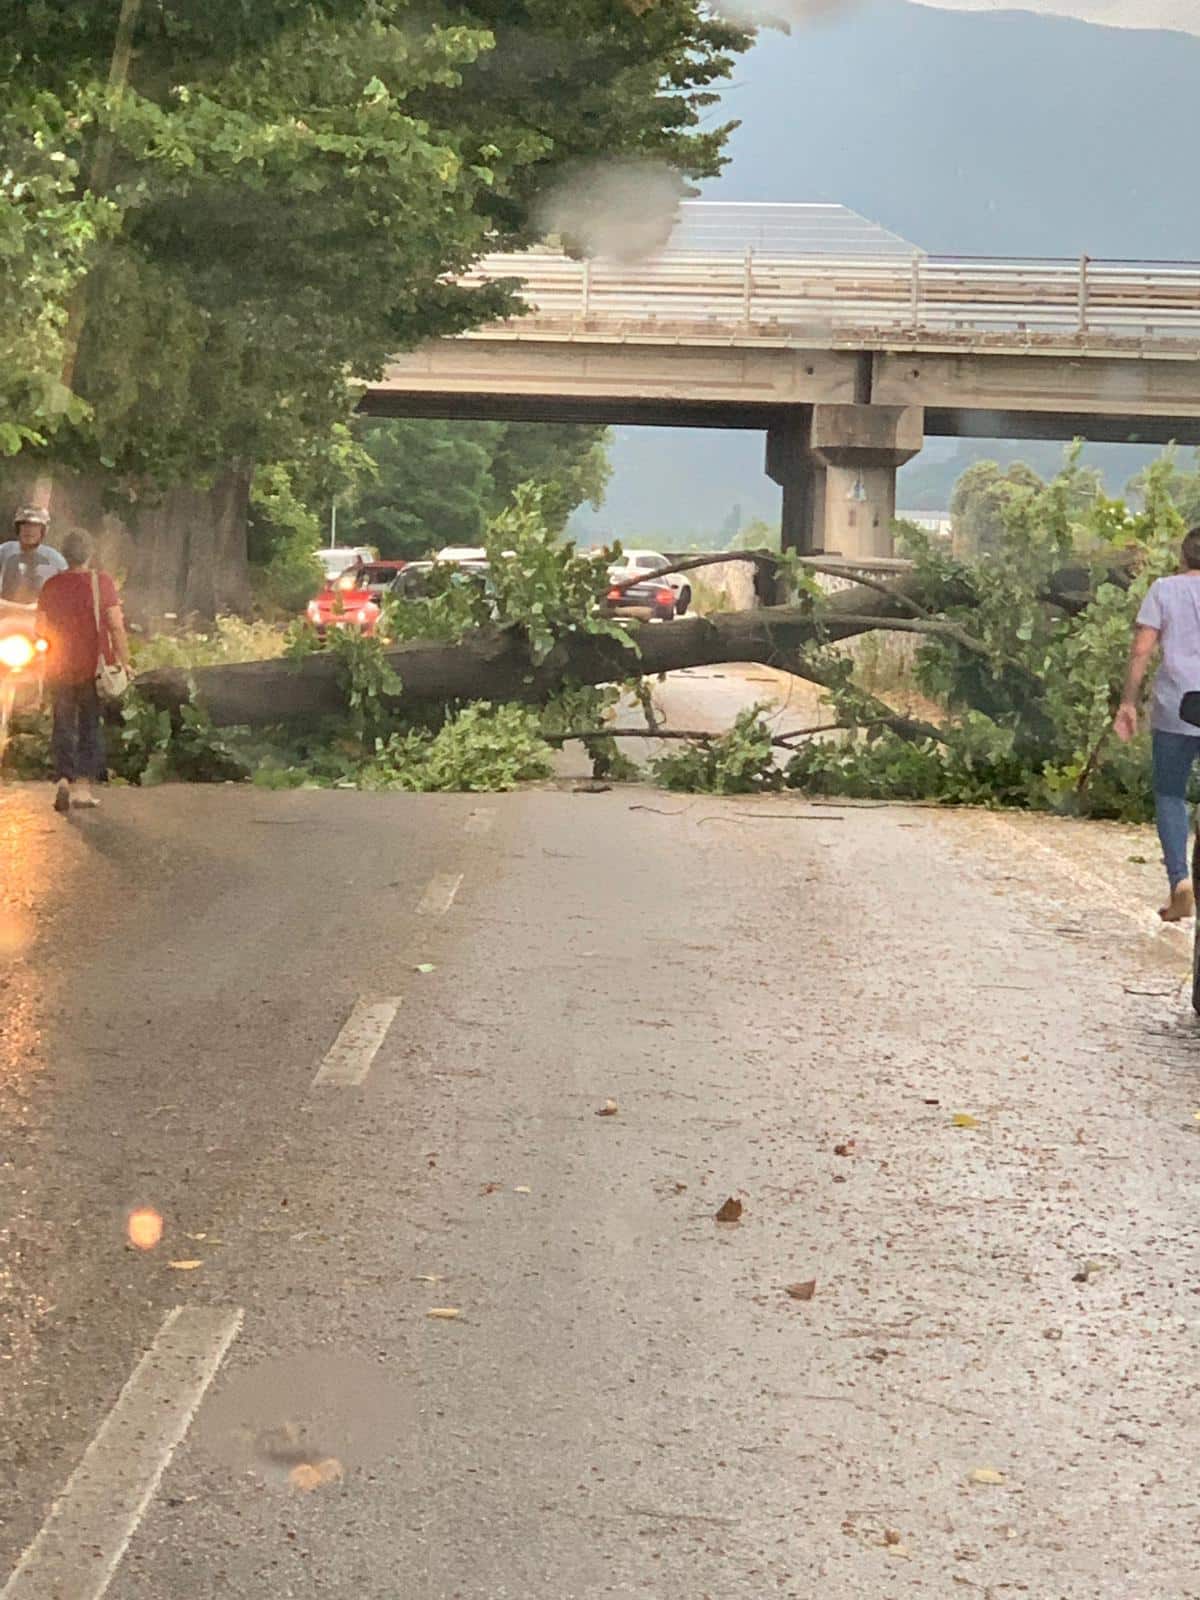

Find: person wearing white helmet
<box><xmin>0</xmin><ymin>507</ymin><xmax>67</xmax><ymax>606</ymax></box>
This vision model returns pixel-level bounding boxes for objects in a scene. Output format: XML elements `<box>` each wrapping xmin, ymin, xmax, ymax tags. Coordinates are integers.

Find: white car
<box><xmin>315</xmin><ymin>546</ymin><xmax>375</xmax><ymax>581</ymax></box>
<box><xmin>608</xmin><ymin>548</ymin><xmax>690</xmax><ymax>616</ymax></box>
<box><xmin>434</xmin><ymin>545</ymin><xmax>488</xmax><ymax>564</ymax></box>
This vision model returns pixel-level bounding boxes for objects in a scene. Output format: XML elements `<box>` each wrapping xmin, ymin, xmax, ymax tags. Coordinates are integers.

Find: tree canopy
<box><xmin>0</xmin><ymin>0</ymin><xmax>751</xmax><ymax>486</ymax></box>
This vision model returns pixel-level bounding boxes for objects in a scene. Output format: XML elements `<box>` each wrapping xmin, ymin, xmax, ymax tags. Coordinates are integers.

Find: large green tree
<box><xmin>0</xmin><ymin>0</ymin><xmax>750</xmax><ymax>491</ymax></box>
<box><xmin>338</xmin><ymin>418</ymin><xmax>611</xmax><ymax>560</ymax></box>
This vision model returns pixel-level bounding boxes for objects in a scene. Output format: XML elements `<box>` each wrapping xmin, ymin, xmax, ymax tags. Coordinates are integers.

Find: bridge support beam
<box><xmin>767</xmin><ymin>405</ymin><xmax>924</xmax><ymax>563</ymax></box>
<box><xmin>810</xmin><ymin>404</ymin><xmax>924</xmax><ymax>560</ymax></box>
<box><xmin>766</xmin><ymin>415</ymin><xmax>826</xmax><ymax>558</ymax></box>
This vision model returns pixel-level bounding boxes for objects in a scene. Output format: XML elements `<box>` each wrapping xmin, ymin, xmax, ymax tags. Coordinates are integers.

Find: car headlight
<box><xmin>0</xmin><ymin>634</ymin><xmax>37</xmax><ymax>671</ymax></box>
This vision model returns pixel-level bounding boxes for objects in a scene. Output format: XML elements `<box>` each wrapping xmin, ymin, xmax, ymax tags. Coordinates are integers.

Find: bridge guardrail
<box><xmin>457</xmin><ymin>250</ymin><xmax>1200</xmax><ymax>344</ymax></box>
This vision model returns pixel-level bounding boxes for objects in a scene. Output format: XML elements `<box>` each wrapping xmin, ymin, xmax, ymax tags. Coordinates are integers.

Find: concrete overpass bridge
<box><xmin>365</xmin><ymin>248</ymin><xmax>1200</xmax><ymax>558</ymax></box>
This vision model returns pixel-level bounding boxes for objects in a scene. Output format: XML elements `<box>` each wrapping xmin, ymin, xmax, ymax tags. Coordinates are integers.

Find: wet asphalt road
<box><xmin>2</xmin><ymin>766</ymin><xmax>1200</xmax><ymax>1598</ymax></box>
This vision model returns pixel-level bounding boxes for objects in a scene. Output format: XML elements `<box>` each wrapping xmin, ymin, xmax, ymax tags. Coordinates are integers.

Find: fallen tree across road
<box><xmin>136</xmin><ymin>574</ymin><xmax>937</xmax><ymax>729</ymax></box>
<box><xmin>136</xmin><ymin>553</ymin><xmax>1127</xmax><ymax>733</ymax></box>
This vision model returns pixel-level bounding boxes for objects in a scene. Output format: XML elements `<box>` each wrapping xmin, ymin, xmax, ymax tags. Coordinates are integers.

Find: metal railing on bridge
<box><xmin>458</xmin><ymin>250</ymin><xmax>1200</xmax><ymax>346</ymax></box>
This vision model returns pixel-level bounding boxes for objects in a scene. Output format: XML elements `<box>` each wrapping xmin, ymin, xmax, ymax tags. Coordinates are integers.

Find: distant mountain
<box><xmin>710</xmin><ymin>0</ymin><xmax>1200</xmax><ymax>259</ymax></box>
<box><xmin>575</xmin><ymin>0</ymin><xmax>1200</xmax><ymax>542</ymax></box>
<box><xmin>915</xmin><ymin>0</ymin><xmax>1198</xmax><ymax>35</ymax></box>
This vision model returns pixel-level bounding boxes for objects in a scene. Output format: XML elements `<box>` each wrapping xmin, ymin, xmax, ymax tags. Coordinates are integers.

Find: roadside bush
<box><xmin>133</xmin><ymin>616</ymin><xmax>286</xmax><ymax>672</ymax></box>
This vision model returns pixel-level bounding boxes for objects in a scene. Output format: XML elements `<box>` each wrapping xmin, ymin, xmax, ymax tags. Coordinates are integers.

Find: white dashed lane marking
<box><xmin>417</xmin><ymin>871</ymin><xmax>464</xmax><ymax>916</ymax></box>
<box><xmin>1</xmin><ymin>1306</ymin><xmax>242</xmax><ymax>1600</ymax></box>
<box><xmin>311</xmin><ymin>998</ymin><xmax>401</xmax><ymax>1088</ymax></box>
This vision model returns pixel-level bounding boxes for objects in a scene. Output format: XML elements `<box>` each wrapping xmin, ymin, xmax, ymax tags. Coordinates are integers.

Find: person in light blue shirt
<box><xmin>1115</xmin><ymin>526</ymin><xmax>1200</xmax><ymax>921</ymax></box>
<box><xmin>0</xmin><ymin>506</ymin><xmax>67</xmax><ymax>605</ymax></box>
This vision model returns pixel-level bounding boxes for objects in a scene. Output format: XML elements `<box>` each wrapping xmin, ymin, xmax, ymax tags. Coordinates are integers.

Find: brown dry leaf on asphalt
<box><xmin>480</xmin><ymin>1182</ymin><xmax>501</xmax><ymax>1195</ymax></box>
<box><xmin>168</xmin><ymin>1260</ymin><xmax>203</xmax><ymax>1271</ymax></box>
<box><xmin>952</xmin><ymin>1113</ymin><xmax>980</xmax><ymax>1129</ymax></box>
<box><xmin>596</xmin><ymin>1099</ymin><xmax>619</xmax><ymax>1117</ymax></box>
<box><xmin>833</xmin><ymin>1141</ymin><xmax>856</xmax><ymax>1157</ymax></box>
<box><xmin>785</xmin><ymin>1280</ymin><xmax>817</xmax><ymax>1301</ymax></box>
<box><xmin>968</xmin><ymin>1467</ymin><xmax>1005</xmax><ymax>1485</ymax></box>
<box><xmin>715</xmin><ymin>1197</ymin><xmax>743</xmax><ymax>1223</ymax></box>
<box><xmin>427</xmin><ymin>1307</ymin><xmax>461</xmax><ymax>1320</ymax></box>
<box><xmin>289</xmin><ymin>1458</ymin><xmax>344</xmax><ymax>1494</ymax></box>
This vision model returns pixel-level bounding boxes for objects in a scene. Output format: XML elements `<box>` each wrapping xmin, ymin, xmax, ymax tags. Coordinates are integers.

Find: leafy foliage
<box><xmin>652</xmin><ymin>705</ymin><xmax>780</xmax><ymax>794</ymax></box>
<box><xmin>132</xmin><ymin>615</ymin><xmax>287</xmax><ymax>671</ymax></box>
<box><xmin>2</xmin><ymin>1</ymin><xmax>750</xmax><ymax>498</ymax></box>
<box><xmin>338</xmin><ymin>419</ymin><xmax>611</xmax><ymax>562</ymax></box>
<box><xmin>361</xmin><ymin>702</ymin><xmax>553</xmax><ymax>791</ymax></box>
<box><xmin>788</xmin><ymin>451</ymin><xmax>1187</xmax><ymax>821</ymax></box>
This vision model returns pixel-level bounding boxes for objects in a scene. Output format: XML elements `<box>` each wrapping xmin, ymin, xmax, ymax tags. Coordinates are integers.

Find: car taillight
<box><xmin>655</xmin><ymin>588</ymin><xmax>675</xmax><ymax>607</ymax></box>
<box><xmin>606</xmin><ymin>587</ymin><xmax>622</xmax><ymax>601</ymax></box>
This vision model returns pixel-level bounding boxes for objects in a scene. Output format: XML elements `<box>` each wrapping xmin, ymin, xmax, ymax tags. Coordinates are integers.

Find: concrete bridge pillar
<box><xmin>810</xmin><ymin>403</ymin><xmax>924</xmax><ymax>560</ymax></box>
<box><xmin>766</xmin><ymin>404</ymin><xmax>923</xmax><ymax>560</ymax></box>
<box><xmin>765</xmin><ymin>415</ymin><xmax>826</xmax><ymax>556</ymax></box>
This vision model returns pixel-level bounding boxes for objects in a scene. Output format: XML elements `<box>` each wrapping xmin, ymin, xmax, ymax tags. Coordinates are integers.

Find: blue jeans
<box><xmin>1152</xmin><ymin>729</ymin><xmax>1200</xmax><ymax>889</ymax></box>
<box><xmin>50</xmin><ymin>679</ymin><xmax>105</xmax><ymax>783</ymax></box>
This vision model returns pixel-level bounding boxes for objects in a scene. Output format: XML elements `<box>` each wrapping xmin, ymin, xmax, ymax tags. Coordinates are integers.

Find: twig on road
<box><xmin>696</xmin><ymin>813</ymin><xmax>844</xmax><ymax>824</ymax></box>
<box><xmin>624</xmin><ymin>1506</ymin><xmax>740</xmax><ymax>1528</ymax></box>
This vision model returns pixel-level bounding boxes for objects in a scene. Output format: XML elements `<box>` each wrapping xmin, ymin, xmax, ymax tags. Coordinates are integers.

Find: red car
<box><xmin>305</xmin><ymin>561</ymin><xmax>405</xmax><ymax>637</ymax></box>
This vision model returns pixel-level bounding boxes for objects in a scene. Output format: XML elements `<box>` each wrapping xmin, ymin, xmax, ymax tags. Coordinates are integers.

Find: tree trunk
<box><xmin>139</xmin><ymin>576</ymin><xmax>929</xmax><ymax>727</ymax></box>
<box><xmin>136</xmin><ymin>555</ymin><xmax>1131</xmax><ymax>730</ymax></box>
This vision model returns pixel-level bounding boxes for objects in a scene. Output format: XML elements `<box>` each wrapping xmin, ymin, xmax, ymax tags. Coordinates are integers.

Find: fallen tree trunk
<box><xmin>136</xmin><ymin>557</ymin><xmax>1133</xmax><ymax>730</ymax></box>
<box><xmin>138</xmin><ymin>575</ymin><xmax>929</xmax><ymax>728</ymax></box>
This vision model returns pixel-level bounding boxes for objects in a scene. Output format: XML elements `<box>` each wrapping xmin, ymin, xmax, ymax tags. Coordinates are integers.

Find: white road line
<box><xmin>464</xmin><ymin>809</ymin><xmax>495</xmax><ymax>837</ymax></box>
<box><xmin>311</xmin><ymin>998</ymin><xmax>401</xmax><ymax>1088</ymax></box>
<box><xmin>417</xmin><ymin>871</ymin><xmax>464</xmax><ymax>916</ymax></box>
<box><xmin>1</xmin><ymin>1306</ymin><xmax>242</xmax><ymax>1600</ymax></box>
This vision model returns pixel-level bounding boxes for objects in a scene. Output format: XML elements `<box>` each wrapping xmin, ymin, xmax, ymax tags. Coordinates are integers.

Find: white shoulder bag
<box><xmin>92</xmin><ymin>570</ymin><xmax>130</xmax><ymax>703</ymax></box>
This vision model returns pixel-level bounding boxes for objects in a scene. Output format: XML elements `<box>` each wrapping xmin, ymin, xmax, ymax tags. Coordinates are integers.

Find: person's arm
<box><xmin>1114</xmin><ymin>624</ymin><xmax>1159</xmax><ymax>742</ymax></box>
<box><xmin>106</xmin><ymin>603</ymin><xmax>133</xmax><ymax>673</ymax></box>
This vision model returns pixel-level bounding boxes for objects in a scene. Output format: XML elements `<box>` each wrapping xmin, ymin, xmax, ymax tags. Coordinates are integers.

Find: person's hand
<box><xmin>1114</xmin><ymin>701</ymin><xmax>1138</xmax><ymax>743</ymax></box>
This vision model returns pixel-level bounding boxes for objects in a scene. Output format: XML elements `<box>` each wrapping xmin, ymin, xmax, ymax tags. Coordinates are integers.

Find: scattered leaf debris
<box><xmin>715</xmin><ymin>1197</ymin><xmax>743</xmax><ymax>1223</ymax></box>
<box><xmin>596</xmin><ymin>1099</ymin><xmax>619</xmax><ymax>1117</ymax></box>
<box><xmin>785</xmin><ymin>1280</ymin><xmax>817</xmax><ymax>1302</ymax></box>
<box><xmin>968</xmin><ymin>1467</ymin><xmax>1005</xmax><ymax>1485</ymax></box>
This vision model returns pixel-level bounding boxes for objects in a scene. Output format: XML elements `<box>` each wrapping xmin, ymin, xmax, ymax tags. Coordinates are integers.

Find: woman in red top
<box><xmin>36</xmin><ymin>528</ymin><xmax>133</xmax><ymax>812</ymax></box>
